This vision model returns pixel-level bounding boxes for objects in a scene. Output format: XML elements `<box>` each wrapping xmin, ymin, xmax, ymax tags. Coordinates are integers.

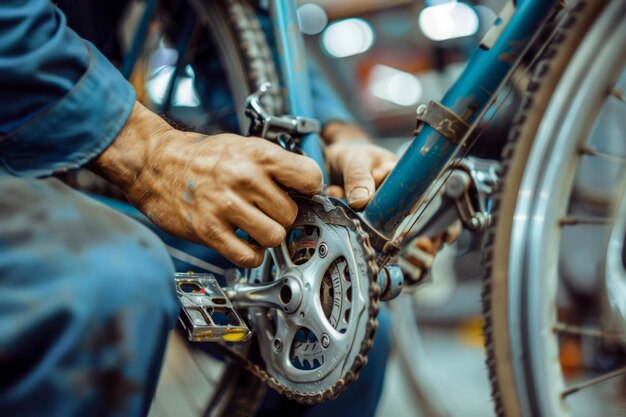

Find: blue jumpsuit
<box><xmin>0</xmin><ymin>1</ymin><xmax>390</xmax><ymax>416</ymax></box>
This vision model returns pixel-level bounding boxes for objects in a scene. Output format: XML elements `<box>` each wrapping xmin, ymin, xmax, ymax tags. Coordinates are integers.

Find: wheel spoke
<box><xmin>580</xmin><ymin>146</ymin><xmax>626</xmax><ymax>164</ymax></box>
<box><xmin>553</xmin><ymin>322</ymin><xmax>626</xmax><ymax>343</ymax></box>
<box><xmin>611</xmin><ymin>87</ymin><xmax>625</xmax><ymax>102</ymax></box>
<box><xmin>559</xmin><ymin>216</ymin><xmax>610</xmax><ymax>226</ymax></box>
<box><xmin>561</xmin><ymin>366</ymin><xmax>626</xmax><ymax>398</ymax></box>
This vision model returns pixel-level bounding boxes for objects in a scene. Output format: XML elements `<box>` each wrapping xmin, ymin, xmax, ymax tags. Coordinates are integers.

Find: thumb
<box><xmin>325</xmin><ymin>185</ymin><xmax>345</xmax><ymax>199</ymax></box>
<box><xmin>343</xmin><ymin>158</ymin><xmax>375</xmax><ymax>209</ymax></box>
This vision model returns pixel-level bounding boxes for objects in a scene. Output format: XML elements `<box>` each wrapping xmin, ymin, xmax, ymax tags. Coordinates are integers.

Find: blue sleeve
<box><xmin>308</xmin><ymin>60</ymin><xmax>356</xmax><ymax>127</ymax></box>
<box><xmin>0</xmin><ymin>0</ymin><xmax>136</xmax><ymax>178</ymax></box>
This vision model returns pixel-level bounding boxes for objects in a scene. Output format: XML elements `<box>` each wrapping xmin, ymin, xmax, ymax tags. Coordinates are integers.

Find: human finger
<box><xmin>196</xmin><ymin>220</ymin><xmax>265</xmax><ymax>267</ymax></box>
<box><xmin>342</xmin><ymin>155</ymin><xmax>375</xmax><ymax>209</ymax></box>
<box><xmin>265</xmin><ymin>148</ymin><xmax>324</xmax><ymax>194</ymax></box>
<box><xmin>251</xmin><ymin>181</ymin><xmax>299</xmax><ymax>227</ymax></box>
<box><xmin>372</xmin><ymin>159</ymin><xmax>398</xmax><ymax>186</ymax></box>
<box><xmin>225</xmin><ymin>194</ymin><xmax>287</xmax><ymax>248</ymax></box>
<box><xmin>325</xmin><ymin>185</ymin><xmax>345</xmax><ymax>199</ymax></box>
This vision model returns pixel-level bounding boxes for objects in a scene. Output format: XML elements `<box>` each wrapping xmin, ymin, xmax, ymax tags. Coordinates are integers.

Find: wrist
<box><xmin>89</xmin><ymin>101</ymin><xmax>172</xmax><ymax>194</ymax></box>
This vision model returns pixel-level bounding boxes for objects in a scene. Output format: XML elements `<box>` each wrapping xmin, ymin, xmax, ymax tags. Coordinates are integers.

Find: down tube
<box><xmin>270</xmin><ymin>0</ymin><xmax>328</xmax><ymax>184</ymax></box>
<box><xmin>363</xmin><ymin>0</ymin><xmax>559</xmax><ymax>238</ymax></box>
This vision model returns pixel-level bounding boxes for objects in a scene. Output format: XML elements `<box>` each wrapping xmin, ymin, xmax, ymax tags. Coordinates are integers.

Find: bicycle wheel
<box><xmin>148</xmin><ymin>1</ymin><xmax>283</xmax><ymax>416</ymax></box>
<box><xmin>483</xmin><ymin>0</ymin><xmax>626</xmax><ymax>416</ymax></box>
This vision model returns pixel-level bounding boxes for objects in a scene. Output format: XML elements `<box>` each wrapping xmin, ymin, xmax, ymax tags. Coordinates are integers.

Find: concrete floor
<box><xmin>376</xmin><ymin>324</ymin><xmax>496</xmax><ymax>417</ymax></box>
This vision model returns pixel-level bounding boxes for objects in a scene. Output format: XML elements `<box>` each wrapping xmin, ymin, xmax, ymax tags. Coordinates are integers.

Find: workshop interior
<box><xmin>1</xmin><ymin>1</ymin><xmax>625</xmax><ymax>417</ymax></box>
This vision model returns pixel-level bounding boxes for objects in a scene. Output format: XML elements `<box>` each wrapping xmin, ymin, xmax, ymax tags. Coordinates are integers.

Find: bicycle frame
<box><xmin>271</xmin><ymin>0</ymin><xmax>560</xmax><ymax>240</ymax></box>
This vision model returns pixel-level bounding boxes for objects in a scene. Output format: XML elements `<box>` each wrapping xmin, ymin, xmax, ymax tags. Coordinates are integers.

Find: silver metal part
<box><xmin>246</xmin><ymin>82</ymin><xmax>321</xmax><ymax>146</ymax></box>
<box><xmin>398</xmin><ymin>156</ymin><xmax>499</xmax><ymax>287</ymax></box>
<box><xmin>460</xmin><ymin>156</ymin><xmax>500</xmax><ymax>196</ymax></box>
<box><xmin>407</xmin><ymin>156</ymin><xmax>500</xmax><ymax>238</ymax></box>
<box><xmin>378</xmin><ymin>264</ymin><xmax>405</xmax><ymax>301</ymax></box>
<box><xmin>226</xmin><ymin>276</ymin><xmax>303</xmax><ymax>314</ymax></box>
<box><xmin>451</xmin><ymin>156</ymin><xmax>500</xmax><ymax>231</ymax></box>
<box><xmin>175</xmin><ymin>273</ymin><xmax>251</xmax><ymax>343</ymax></box>
<box><xmin>480</xmin><ymin>1</ymin><xmax>516</xmax><ymax>50</ymax></box>
<box><xmin>247</xmin><ymin>194</ymin><xmax>376</xmax><ymax>396</ymax></box>
<box><xmin>414</xmin><ymin>100</ymin><xmax>470</xmax><ymax>145</ymax></box>
<box><xmin>603</xmin><ymin>186</ymin><xmax>626</xmax><ymax>332</ymax></box>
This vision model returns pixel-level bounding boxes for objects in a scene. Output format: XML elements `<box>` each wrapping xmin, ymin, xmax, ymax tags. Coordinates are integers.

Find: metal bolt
<box><xmin>318</xmin><ymin>243</ymin><xmax>328</xmax><ymax>258</ymax></box>
<box><xmin>273</xmin><ymin>338</ymin><xmax>282</xmax><ymax>352</ymax></box>
<box><xmin>416</xmin><ymin>104</ymin><xmax>427</xmax><ymax>115</ymax></box>
<box><xmin>321</xmin><ymin>334</ymin><xmax>330</xmax><ymax>348</ymax></box>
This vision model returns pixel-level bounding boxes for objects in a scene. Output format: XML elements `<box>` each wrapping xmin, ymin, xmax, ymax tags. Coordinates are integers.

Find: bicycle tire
<box><xmin>186</xmin><ymin>0</ymin><xmax>283</xmax><ymax>132</ymax></box>
<box><xmin>481</xmin><ymin>1</ymin><xmax>620</xmax><ymax>416</ymax></box>
<box><xmin>149</xmin><ymin>1</ymin><xmax>284</xmax><ymax>417</ymax></box>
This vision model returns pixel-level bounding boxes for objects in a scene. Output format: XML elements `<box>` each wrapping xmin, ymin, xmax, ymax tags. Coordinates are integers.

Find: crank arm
<box><xmin>223</xmin><ymin>273</ymin><xmax>303</xmax><ymax>314</ymax></box>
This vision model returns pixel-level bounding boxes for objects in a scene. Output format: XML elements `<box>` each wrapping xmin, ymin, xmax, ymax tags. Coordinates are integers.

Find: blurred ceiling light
<box><xmin>321</xmin><ymin>18</ymin><xmax>375</xmax><ymax>58</ymax></box>
<box><xmin>425</xmin><ymin>0</ymin><xmax>456</xmax><ymax>5</ymax></box>
<box><xmin>297</xmin><ymin>3</ymin><xmax>328</xmax><ymax>35</ymax></box>
<box><xmin>369</xmin><ymin>64</ymin><xmax>422</xmax><ymax>106</ymax></box>
<box><xmin>419</xmin><ymin>2</ymin><xmax>479</xmax><ymax>41</ymax></box>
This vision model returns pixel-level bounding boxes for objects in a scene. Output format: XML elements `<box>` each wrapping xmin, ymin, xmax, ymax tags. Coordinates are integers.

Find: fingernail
<box><xmin>348</xmin><ymin>187</ymin><xmax>369</xmax><ymax>204</ymax></box>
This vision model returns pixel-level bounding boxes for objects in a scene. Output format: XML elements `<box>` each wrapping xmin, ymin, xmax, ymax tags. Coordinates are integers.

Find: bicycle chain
<box><xmin>218</xmin><ymin>206</ymin><xmax>381</xmax><ymax>404</ymax></box>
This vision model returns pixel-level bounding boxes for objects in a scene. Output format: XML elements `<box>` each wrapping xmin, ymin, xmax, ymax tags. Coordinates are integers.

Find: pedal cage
<box><xmin>175</xmin><ymin>272</ymin><xmax>251</xmax><ymax>343</ymax></box>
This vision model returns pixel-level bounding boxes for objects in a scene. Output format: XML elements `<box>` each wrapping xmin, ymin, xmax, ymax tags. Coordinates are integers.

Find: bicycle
<box><xmin>95</xmin><ymin>0</ymin><xmax>626</xmax><ymax>416</ymax></box>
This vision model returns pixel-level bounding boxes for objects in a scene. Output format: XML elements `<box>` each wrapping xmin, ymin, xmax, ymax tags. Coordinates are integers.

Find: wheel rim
<box><xmin>507</xmin><ymin>2</ymin><xmax>626</xmax><ymax>416</ymax></box>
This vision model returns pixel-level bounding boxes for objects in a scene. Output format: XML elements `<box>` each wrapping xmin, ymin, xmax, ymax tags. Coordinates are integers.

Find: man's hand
<box><xmin>91</xmin><ymin>102</ymin><xmax>323</xmax><ymax>267</ymax></box>
<box><xmin>323</xmin><ymin>122</ymin><xmax>398</xmax><ymax>209</ymax></box>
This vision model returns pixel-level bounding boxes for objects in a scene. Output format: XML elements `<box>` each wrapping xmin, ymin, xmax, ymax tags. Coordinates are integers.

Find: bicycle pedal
<box><xmin>175</xmin><ymin>272</ymin><xmax>251</xmax><ymax>343</ymax></box>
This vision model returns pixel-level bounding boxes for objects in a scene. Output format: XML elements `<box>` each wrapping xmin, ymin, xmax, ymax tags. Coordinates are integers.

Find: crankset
<box><xmin>236</xmin><ymin>194</ymin><xmax>380</xmax><ymax>403</ymax></box>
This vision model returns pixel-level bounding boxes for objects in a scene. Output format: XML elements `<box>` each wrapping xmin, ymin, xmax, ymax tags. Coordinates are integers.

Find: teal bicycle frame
<box><xmin>271</xmin><ymin>0</ymin><xmax>560</xmax><ymax>240</ymax></box>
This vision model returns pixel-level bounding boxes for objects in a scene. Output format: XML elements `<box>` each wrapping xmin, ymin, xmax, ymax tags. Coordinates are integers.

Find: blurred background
<box><xmin>300</xmin><ymin>0</ymin><xmax>500</xmax><ymax>137</ymax></box>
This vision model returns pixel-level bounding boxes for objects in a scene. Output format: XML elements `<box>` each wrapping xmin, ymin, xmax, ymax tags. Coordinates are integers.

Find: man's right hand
<box><xmin>91</xmin><ymin>102</ymin><xmax>323</xmax><ymax>267</ymax></box>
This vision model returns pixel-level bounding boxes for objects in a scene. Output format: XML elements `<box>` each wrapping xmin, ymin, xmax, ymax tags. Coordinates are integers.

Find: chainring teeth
<box><xmin>246</xmin><ymin>195</ymin><xmax>380</xmax><ymax>403</ymax></box>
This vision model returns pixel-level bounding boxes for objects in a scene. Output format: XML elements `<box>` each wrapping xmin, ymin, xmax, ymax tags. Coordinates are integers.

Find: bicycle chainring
<box><xmin>246</xmin><ymin>194</ymin><xmax>380</xmax><ymax>404</ymax></box>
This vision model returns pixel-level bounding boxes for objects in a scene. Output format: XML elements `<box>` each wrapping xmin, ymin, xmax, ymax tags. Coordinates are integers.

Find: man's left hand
<box><xmin>323</xmin><ymin>122</ymin><xmax>398</xmax><ymax>209</ymax></box>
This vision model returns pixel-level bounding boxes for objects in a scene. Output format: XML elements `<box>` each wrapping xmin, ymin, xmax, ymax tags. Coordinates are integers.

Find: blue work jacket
<box><xmin>0</xmin><ymin>0</ymin><xmax>136</xmax><ymax>178</ymax></box>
